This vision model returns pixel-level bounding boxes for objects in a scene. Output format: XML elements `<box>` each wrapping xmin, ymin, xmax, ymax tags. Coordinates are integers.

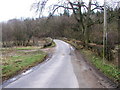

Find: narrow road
<box><xmin>3</xmin><ymin>40</ymin><xmax>114</xmax><ymax>88</ymax></box>
<box><xmin>4</xmin><ymin>40</ymin><xmax>79</xmax><ymax>88</ymax></box>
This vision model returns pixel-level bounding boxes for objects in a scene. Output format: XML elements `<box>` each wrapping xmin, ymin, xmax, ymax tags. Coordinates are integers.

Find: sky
<box><xmin>0</xmin><ymin>0</ymin><xmax>119</xmax><ymax>22</ymax></box>
<box><xmin>0</xmin><ymin>0</ymin><xmax>59</xmax><ymax>22</ymax></box>
<box><xmin>0</xmin><ymin>0</ymin><xmax>36</xmax><ymax>22</ymax></box>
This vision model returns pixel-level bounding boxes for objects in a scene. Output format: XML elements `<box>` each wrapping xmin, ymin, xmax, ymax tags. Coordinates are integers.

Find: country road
<box><xmin>3</xmin><ymin>40</ymin><xmax>115</xmax><ymax>88</ymax></box>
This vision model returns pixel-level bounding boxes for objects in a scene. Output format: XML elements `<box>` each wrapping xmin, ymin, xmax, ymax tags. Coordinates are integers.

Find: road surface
<box><xmin>3</xmin><ymin>40</ymin><xmax>115</xmax><ymax>88</ymax></box>
<box><xmin>4</xmin><ymin>40</ymin><xmax>79</xmax><ymax>88</ymax></box>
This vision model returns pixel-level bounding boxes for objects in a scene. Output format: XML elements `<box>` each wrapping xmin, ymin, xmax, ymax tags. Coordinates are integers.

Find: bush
<box><xmin>43</xmin><ymin>37</ymin><xmax>53</xmax><ymax>48</ymax></box>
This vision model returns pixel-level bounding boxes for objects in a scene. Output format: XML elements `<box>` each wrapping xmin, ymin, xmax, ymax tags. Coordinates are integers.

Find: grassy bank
<box><xmin>1</xmin><ymin>38</ymin><xmax>56</xmax><ymax>81</ymax></box>
<box><xmin>2</xmin><ymin>47</ymin><xmax>47</xmax><ymax>81</ymax></box>
<box><xmin>62</xmin><ymin>38</ymin><xmax>120</xmax><ymax>84</ymax></box>
<box><xmin>81</xmin><ymin>49</ymin><xmax>120</xmax><ymax>83</ymax></box>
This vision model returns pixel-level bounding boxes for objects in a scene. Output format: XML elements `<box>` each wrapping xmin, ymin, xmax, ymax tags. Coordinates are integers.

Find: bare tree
<box><xmin>32</xmin><ymin>0</ymin><xmax>104</xmax><ymax>44</ymax></box>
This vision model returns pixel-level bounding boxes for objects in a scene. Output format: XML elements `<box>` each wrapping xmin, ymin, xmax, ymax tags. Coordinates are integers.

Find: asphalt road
<box><xmin>3</xmin><ymin>40</ymin><xmax>115</xmax><ymax>88</ymax></box>
<box><xmin>4</xmin><ymin>40</ymin><xmax>79</xmax><ymax>88</ymax></box>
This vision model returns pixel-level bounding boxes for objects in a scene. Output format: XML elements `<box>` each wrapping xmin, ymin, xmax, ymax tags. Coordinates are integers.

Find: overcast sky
<box><xmin>0</xmin><ymin>0</ymin><xmax>118</xmax><ymax>22</ymax></box>
<box><xmin>0</xmin><ymin>0</ymin><xmax>36</xmax><ymax>22</ymax></box>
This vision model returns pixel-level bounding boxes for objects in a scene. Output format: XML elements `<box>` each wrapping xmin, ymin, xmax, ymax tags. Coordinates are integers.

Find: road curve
<box><xmin>4</xmin><ymin>40</ymin><xmax>79</xmax><ymax>88</ymax></box>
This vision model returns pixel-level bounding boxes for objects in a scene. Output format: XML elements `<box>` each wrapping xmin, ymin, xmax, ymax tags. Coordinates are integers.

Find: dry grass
<box><xmin>2</xmin><ymin>47</ymin><xmax>47</xmax><ymax>81</ymax></box>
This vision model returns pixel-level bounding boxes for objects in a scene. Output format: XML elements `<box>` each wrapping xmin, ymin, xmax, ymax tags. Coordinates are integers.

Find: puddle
<box><xmin>1</xmin><ymin>50</ymin><xmax>53</xmax><ymax>88</ymax></box>
<box><xmin>2</xmin><ymin>67</ymin><xmax>34</xmax><ymax>88</ymax></box>
<box><xmin>70</xmin><ymin>46</ymin><xmax>75</xmax><ymax>51</ymax></box>
<box><xmin>22</xmin><ymin>69</ymin><xmax>33</xmax><ymax>75</ymax></box>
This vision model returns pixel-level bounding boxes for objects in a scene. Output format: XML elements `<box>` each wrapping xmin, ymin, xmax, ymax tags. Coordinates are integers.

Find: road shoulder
<box><xmin>71</xmin><ymin>49</ymin><xmax>117</xmax><ymax>88</ymax></box>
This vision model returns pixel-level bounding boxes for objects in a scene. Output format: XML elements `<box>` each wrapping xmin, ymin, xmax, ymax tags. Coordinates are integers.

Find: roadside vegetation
<box><xmin>43</xmin><ymin>41</ymin><xmax>56</xmax><ymax>48</ymax></box>
<box><xmin>43</xmin><ymin>38</ymin><xmax>56</xmax><ymax>48</ymax></box>
<box><xmin>81</xmin><ymin>49</ymin><xmax>120</xmax><ymax>83</ymax></box>
<box><xmin>1</xmin><ymin>38</ymin><xmax>55</xmax><ymax>81</ymax></box>
<box><xmin>1</xmin><ymin>0</ymin><xmax>119</xmax><ymax>86</ymax></box>
<box><xmin>2</xmin><ymin>49</ymin><xmax>46</xmax><ymax>81</ymax></box>
<box><xmin>62</xmin><ymin>38</ymin><xmax>120</xmax><ymax>85</ymax></box>
<box><xmin>15</xmin><ymin>47</ymin><xmax>40</xmax><ymax>50</ymax></box>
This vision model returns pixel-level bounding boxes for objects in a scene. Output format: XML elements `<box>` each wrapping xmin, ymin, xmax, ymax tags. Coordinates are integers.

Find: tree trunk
<box><xmin>84</xmin><ymin>0</ymin><xmax>92</xmax><ymax>45</ymax></box>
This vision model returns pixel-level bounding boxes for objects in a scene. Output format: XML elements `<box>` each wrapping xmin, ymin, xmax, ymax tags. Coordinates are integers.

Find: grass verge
<box><xmin>2</xmin><ymin>50</ymin><xmax>47</xmax><ymax>81</ymax></box>
<box><xmin>2</xmin><ymin>38</ymin><xmax>56</xmax><ymax>81</ymax></box>
<box><xmin>15</xmin><ymin>47</ymin><xmax>40</xmax><ymax>50</ymax></box>
<box><xmin>80</xmin><ymin>49</ymin><xmax>120</xmax><ymax>83</ymax></box>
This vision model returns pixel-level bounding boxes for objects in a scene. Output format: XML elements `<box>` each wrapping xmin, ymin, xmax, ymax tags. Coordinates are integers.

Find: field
<box><xmin>1</xmin><ymin>46</ymin><xmax>47</xmax><ymax>81</ymax></box>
